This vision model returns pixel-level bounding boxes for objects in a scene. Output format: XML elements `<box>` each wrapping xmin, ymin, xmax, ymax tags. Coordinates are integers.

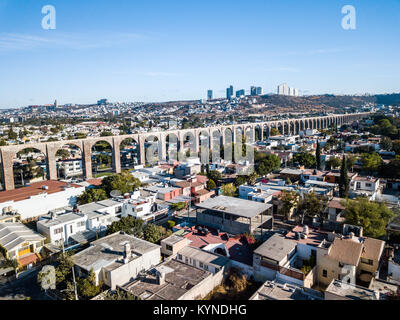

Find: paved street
<box><xmin>0</xmin><ymin>268</ymin><xmax>48</xmax><ymax>300</ymax></box>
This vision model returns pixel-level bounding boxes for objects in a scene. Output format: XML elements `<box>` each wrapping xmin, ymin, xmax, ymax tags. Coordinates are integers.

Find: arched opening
<box><xmin>56</xmin><ymin>144</ymin><xmax>83</xmax><ymax>181</ymax></box>
<box><xmin>277</xmin><ymin>122</ymin><xmax>283</xmax><ymax>135</ymax></box>
<box><xmin>92</xmin><ymin>141</ymin><xmax>113</xmax><ymax>178</ymax></box>
<box><xmin>289</xmin><ymin>122</ymin><xmax>294</xmax><ymax>135</ymax></box>
<box><xmin>224</xmin><ymin>128</ymin><xmax>233</xmax><ymax>163</ymax></box>
<box><xmin>13</xmin><ymin>148</ymin><xmax>46</xmax><ymax>188</ymax></box>
<box><xmin>245</xmin><ymin>127</ymin><xmax>253</xmax><ymax>144</ymax></box>
<box><xmin>211</xmin><ymin>130</ymin><xmax>222</xmax><ymax>163</ymax></box>
<box><xmin>120</xmin><ymin>138</ymin><xmax>139</xmax><ymax>170</ymax></box>
<box><xmin>199</xmin><ymin>131</ymin><xmax>209</xmax><ymax>164</ymax></box>
<box><xmin>0</xmin><ymin>157</ymin><xmax>3</xmax><ymax>191</ymax></box>
<box><xmin>166</xmin><ymin>133</ymin><xmax>179</xmax><ymax>162</ymax></box>
<box><xmin>263</xmin><ymin>125</ymin><xmax>269</xmax><ymax>140</ymax></box>
<box><xmin>254</xmin><ymin>125</ymin><xmax>262</xmax><ymax>141</ymax></box>
<box><xmin>182</xmin><ymin>132</ymin><xmax>197</xmax><ymax>159</ymax></box>
<box><xmin>295</xmin><ymin>121</ymin><xmax>300</xmax><ymax>135</ymax></box>
<box><xmin>145</xmin><ymin>135</ymin><xmax>159</xmax><ymax>166</ymax></box>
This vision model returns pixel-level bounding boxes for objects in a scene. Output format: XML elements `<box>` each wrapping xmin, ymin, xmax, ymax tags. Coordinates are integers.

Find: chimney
<box><xmin>123</xmin><ymin>243</ymin><xmax>131</xmax><ymax>263</ymax></box>
<box><xmin>124</xmin><ymin>193</ymin><xmax>130</xmax><ymax>199</ymax></box>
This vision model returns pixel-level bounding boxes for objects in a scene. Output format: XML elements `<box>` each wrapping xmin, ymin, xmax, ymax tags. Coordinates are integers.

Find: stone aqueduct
<box><xmin>0</xmin><ymin>112</ymin><xmax>370</xmax><ymax>191</ymax></box>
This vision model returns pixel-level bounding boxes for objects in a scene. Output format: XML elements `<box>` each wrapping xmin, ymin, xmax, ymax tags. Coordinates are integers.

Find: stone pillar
<box><xmin>46</xmin><ymin>144</ymin><xmax>58</xmax><ymax>181</ymax></box>
<box><xmin>139</xmin><ymin>136</ymin><xmax>146</xmax><ymax>165</ymax></box>
<box><xmin>1</xmin><ymin>149</ymin><xmax>15</xmax><ymax>191</ymax></box>
<box><xmin>82</xmin><ymin>140</ymin><xmax>93</xmax><ymax>180</ymax></box>
<box><xmin>112</xmin><ymin>138</ymin><xmax>121</xmax><ymax>174</ymax></box>
<box><xmin>159</xmin><ymin>133</ymin><xmax>167</xmax><ymax>162</ymax></box>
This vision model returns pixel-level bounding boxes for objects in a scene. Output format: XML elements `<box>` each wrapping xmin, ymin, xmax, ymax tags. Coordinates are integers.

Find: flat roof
<box><xmin>177</xmin><ymin>246</ymin><xmax>230</xmax><ymax>269</ymax></box>
<box><xmin>196</xmin><ymin>195</ymin><xmax>272</xmax><ymax>218</ymax></box>
<box><xmin>253</xmin><ymin>233</ymin><xmax>297</xmax><ymax>262</ymax></box>
<box><xmin>0</xmin><ymin>180</ymin><xmax>83</xmax><ymax>203</ymax></box>
<box><xmin>251</xmin><ymin>280</ymin><xmax>324</xmax><ymax>300</ymax></box>
<box><xmin>73</xmin><ymin>232</ymin><xmax>160</xmax><ymax>271</ymax></box>
<box><xmin>161</xmin><ymin>235</ymin><xmax>188</xmax><ymax>246</ymax></box>
<box><xmin>326</xmin><ymin>279</ymin><xmax>378</xmax><ymax>300</ymax></box>
<box><xmin>37</xmin><ymin>212</ymin><xmax>84</xmax><ymax>227</ymax></box>
<box><xmin>121</xmin><ymin>259</ymin><xmax>211</xmax><ymax>300</ymax></box>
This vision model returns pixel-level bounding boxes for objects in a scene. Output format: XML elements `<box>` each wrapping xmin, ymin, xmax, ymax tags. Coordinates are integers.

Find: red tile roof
<box><xmin>0</xmin><ymin>180</ymin><xmax>82</xmax><ymax>203</ymax></box>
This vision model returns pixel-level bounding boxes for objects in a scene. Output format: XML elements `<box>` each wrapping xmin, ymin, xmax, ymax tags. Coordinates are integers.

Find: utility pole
<box><xmin>71</xmin><ymin>266</ymin><xmax>78</xmax><ymax>300</ymax></box>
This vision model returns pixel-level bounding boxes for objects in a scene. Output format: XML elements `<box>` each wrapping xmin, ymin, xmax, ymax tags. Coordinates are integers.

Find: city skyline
<box><xmin>1</xmin><ymin>0</ymin><xmax>400</xmax><ymax>108</ymax></box>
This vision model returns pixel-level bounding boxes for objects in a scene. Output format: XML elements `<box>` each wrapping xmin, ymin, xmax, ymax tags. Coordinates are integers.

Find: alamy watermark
<box><xmin>41</xmin><ymin>5</ymin><xmax>56</xmax><ymax>30</ymax></box>
<box><xmin>341</xmin><ymin>5</ymin><xmax>356</xmax><ymax>30</ymax></box>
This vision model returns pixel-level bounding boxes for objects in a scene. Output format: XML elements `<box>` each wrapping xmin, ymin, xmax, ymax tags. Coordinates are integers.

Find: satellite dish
<box><xmin>110</xmin><ymin>190</ymin><xmax>122</xmax><ymax>198</ymax></box>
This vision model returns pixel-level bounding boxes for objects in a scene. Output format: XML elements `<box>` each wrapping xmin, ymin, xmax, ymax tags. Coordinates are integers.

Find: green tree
<box><xmin>207</xmin><ymin>170</ymin><xmax>222</xmax><ymax>183</ymax></box>
<box><xmin>325</xmin><ymin>156</ymin><xmax>341</xmax><ymax>170</ymax></box>
<box><xmin>101</xmin><ymin>171</ymin><xmax>141</xmax><ymax>196</ymax></box>
<box><xmin>100</xmin><ymin>131</ymin><xmax>113</xmax><ymax>137</ymax></box>
<box><xmin>361</xmin><ymin>152</ymin><xmax>382</xmax><ymax>174</ymax></box>
<box><xmin>56</xmin><ymin>149</ymin><xmax>71</xmax><ymax>160</ymax></box>
<box><xmin>343</xmin><ymin>198</ymin><xmax>395</xmax><ymax>238</ymax></box>
<box><xmin>380</xmin><ymin>156</ymin><xmax>400</xmax><ymax>179</ymax></box>
<box><xmin>55</xmin><ymin>253</ymin><xmax>74</xmax><ymax>285</ymax></box>
<box><xmin>392</xmin><ymin>140</ymin><xmax>400</xmax><ymax>155</ymax></box>
<box><xmin>297</xmin><ymin>192</ymin><xmax>328</xmax><ymax>225</ymax></box>
<box><xmin>77</xmin><ymin>268</ymin><xmax>102</xmax><ymax>299</ymax></box>
<box><xmin>7</xmin><ymin>126</ymin><xmax>17</xmax><ymax>140</ymax></box>
<box><xmin>339</xmin><ymin>156</ymin><xmax>349</xmax><ymax>198</ymax></box>
<box><xmin>256</xmin><ymin>154</ymin><xmax>281</xmax><ymax>176</ymax></box>
<box><xmin>270</xmin><ymin>128</ymin><xmax>280</xmax><ymax>136</ymax></box>
<box><xmin>221</xmin><ymin>183</ymin><xmax>237</xmax><ymax>197</ymax></box>
<box><xmin>171</xmin><ymin>202</ymin><xmax>187</xmax><ymax>212</ymax></box>
<box><xmin>207</xmin><ymin>179</ymin><xmax>216</xmax><ymax>190</ymax></box>
<box><xmin>293</xmin><ymin>152</ymin><xmax>316</xmax><ymax>168</ymax></box>
<box><xmin>77</xmin><ymin>188</ymin><xmax>108</xmax><ymax>205</ymax></box>
<box><xmin>143</xmin><ymin>224</ymin><xmax>171</xmax><ymax>244</ymax></box>
<box><xmin>280</xmin><ymin>190</ymin><xmax>299</xmax><ymax>220</ymax></box>
<box><xmin>106</xmin><ymin>216</ymin><xmax>145</xmax><ymax>237</ymax></box>
<box><xmin>380</xmin><ymin>136</ymin><xmax>393</xmax><ymax>151</ymax></box>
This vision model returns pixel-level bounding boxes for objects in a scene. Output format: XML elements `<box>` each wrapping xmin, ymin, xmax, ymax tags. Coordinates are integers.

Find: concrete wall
<box><xmin>107</xmin><ymin>247</ymin><xmax>161</xmax><ymax>290</ymax></box>
<box><xmin>179</xmin><ymin>267</ymin><xmax>226</xmax><ymax>300</ymax></box>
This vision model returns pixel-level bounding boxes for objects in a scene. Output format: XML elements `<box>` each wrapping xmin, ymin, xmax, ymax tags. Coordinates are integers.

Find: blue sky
<box><xmin>0</xmin><ymin>0</ymin><xmax>399</xmax><ymax>108</ymax></box>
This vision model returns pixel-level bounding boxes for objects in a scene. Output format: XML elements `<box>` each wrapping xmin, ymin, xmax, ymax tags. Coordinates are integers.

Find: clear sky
<box><xmin>0</xmin><ymin>0</ymin><xmax>399</xmax><ymax>108</ymax></box>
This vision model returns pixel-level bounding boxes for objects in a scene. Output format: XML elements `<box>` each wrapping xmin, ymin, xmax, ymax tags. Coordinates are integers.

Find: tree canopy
<box><xmin>343</xmin><ymin>198</ymin><xmax>395</xmax><ymax>239</ymax></box>
<box><xmin>256</xmin><ymin>154</ymin><xmax>281</xmax><ymax>176</ymax></box>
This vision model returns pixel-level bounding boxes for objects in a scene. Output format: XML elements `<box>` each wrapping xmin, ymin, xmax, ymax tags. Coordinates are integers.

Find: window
<box><xmin>77</xmin><ymin>221</ymin><xmax>85</xmax><ymax>228</ymax></box>
<box><xmin>70</xmin><ymin>225</ymin><xmax>73</xmax><ymax>233</ymax></box>
<box><xmin>166</xmin><ymin>245</ymin><xmax>173</xmax><ymax>251</ymax></box>
<box><xmin>199</xmin><ymin>262</ymin><xmax>204</xmax><ymax>268</ymax></box>
<box><xmin>366</xmin><ymin>183</ymin><xmax>372</xmax><ymax>188</ymax></box>
<box><xmin>54</xmin><ymin>227</ymin><xmax>63</xmax><ymax>235</ymax></box>
<box><xmin>204</xmin><ymin>264</ymin><xmax>209</xmax><ymax>271</ymax></box>
<box><xmin>361</xmin><ymin>258</ymin><xmax>373</xmax><ymax>266</ymax></box>
<box><xmin>177</xmin><ymin>254</ymin><xmax>182</xmax><ymax>260</ymax></box>
<box><xmin>323</xmin><ymin>269</ymin><xmax>327</xmax><ymax>278</ymax></box>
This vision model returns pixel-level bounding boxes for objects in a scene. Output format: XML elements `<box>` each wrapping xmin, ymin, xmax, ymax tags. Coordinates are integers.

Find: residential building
<box><xmin>0</xmin><ymin>181</ymin><xmax>85</xmax><ymax>220</ymax></box>
<box><xmin>195</xmin><ymin>195</ymin><xmax>273</xmax><ymax>235</ymax></box>
<box><xmin>0</xmin><ymin>222</ymin><xmax>46</xmax><ymax>268</ymax></box>
<box><xmin>119</xmin><ymin>258</ymin><xmax>223</xmax><ymax>300</ymax></box>
<box><xmin>160</xmin><ymin>235</ymin><xmax>190</xmax><ymax>257</ymax></box>
<box><xmin>73</xmin><ymin>232</ymin><xmax>161</xmax><ymax>290</ymax></box>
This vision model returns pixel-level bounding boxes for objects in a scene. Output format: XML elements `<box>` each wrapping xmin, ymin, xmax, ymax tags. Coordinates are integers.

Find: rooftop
<box><xmin>325</xmin><ymin>279</ymin><xmax>379</xmax><ymax>300</ymax></box>
<box><xmin>121</xmin><ymin>259</ymin><xmax>211</xmax><ymax>300</ymax></box>
<box><xmin>286</xmin><ymin>225</ymin><xmax>328</xmax><ymax>247</ymax></box>
<box><xmin>195</xmin><ymin>195</ymin><xmax>272</xmax><ymax>218</ymax></box>
<box><xmin>178</xmin><ymin>246</ymin><xmax>230</xmax><ymax>269</ymax></box>
<box><xmin>250</xmin><ymin>280</ymin><xmax>324</xmax><ymax>300</ymax></box>
<box><xmin>0</xmin><ymin>222</ymin><xmax>46</xmax><ymax>251</ymax></box>
<box><xmin>0</xmin><ymin>180</ymin><xmax>83</xmax><ymax>203</ymax></box>
<box><xmin>253</xmin><ymin>233</ymin><xmax>297</xmax><ymax>263</ymax></box>
<box><xmin>72</xmin><ymin>232</ymin><xmax>160</xmax><ymax>271</ymax></box>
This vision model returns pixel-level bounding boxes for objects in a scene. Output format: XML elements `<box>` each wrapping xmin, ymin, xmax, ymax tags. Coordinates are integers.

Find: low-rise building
<box><xmin>0</xmin><ymin>181</ymin><xmax>85</xmax><ymax>220</ymax></box>
<box><xmin>0</xmin><ymin>222</ymin><xmax>46</xmax><ymax>268</ymax></box>
<box><xmin>195</xmin><ymin>195</ymin><xmax>273</xmax><ymax>235</ymax></box>
<box><xmin>73</xmin><ymin>232</ymin><xmax>161</xmax><ymax>290</ymax></box>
